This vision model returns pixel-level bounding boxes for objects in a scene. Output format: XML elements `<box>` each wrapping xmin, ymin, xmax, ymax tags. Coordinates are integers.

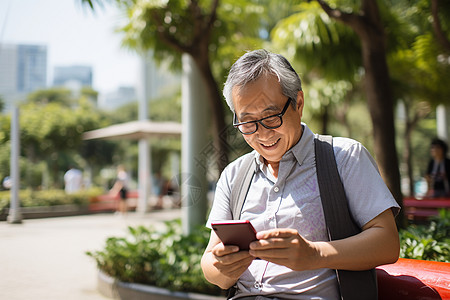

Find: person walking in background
<box><xmin>64</xmin><ymin>166</ymin><xmax>83</xmax><ymax>194</ymax></box>
<box><xmin>426</xmin><ymin>138</ymin><xmax>450</xmax><ymax>198</ymax></box>
<box><xmin>110</xmin><ymin>165</ymin><xmax>129</xmax><ymax>215</ymax></box>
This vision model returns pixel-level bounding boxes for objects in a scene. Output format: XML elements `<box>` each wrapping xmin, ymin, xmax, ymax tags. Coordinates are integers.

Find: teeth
<box><xmin>263</xmin><ymin>140</ymin><xmax>277</xmax><ymax>147</ymax></box>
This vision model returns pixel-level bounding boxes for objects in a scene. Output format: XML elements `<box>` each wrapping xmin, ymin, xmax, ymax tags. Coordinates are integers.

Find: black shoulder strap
<box><xmin>315</xmin><ymin>135</ymin><xmax>378</xmax><ymax>300</ymax></box>
<box><xmin>229</xmin><ymin>136</ymin><xmax>378</xmax><ymax>300</ymax></box>
<box><xmin>230</xmin><ymin>154</ymin><xmax>257</xmax><ymax>220</ymax></box>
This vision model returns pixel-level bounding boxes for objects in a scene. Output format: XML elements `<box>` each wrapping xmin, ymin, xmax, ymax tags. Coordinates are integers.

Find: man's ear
<box><xmin>296</xmin><ymin>91</ymin><xmax>304</xmax><ymax>117</ymax></box>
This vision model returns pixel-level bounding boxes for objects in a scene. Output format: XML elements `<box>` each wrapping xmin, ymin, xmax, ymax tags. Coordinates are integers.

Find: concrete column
<box><xmin>437</xmin><ymin>104</ymin><xmax>449</xmax><ymax>142</ymax></box>
<box><xmin>181</xmin><ymin>54</ymin><xmax>209</xmax><ymax>234</ymax></box>
<box><xmin>137</xmin><ymin>139</ymin><xmax>151</xmax><ymax>213</ymax></box>
<box><xmin>8</xmin><ymin>106</ymin><xmax>22</xmax><ymax>224</ymax></box>
<box><xmin>136</xmin><ymin>52</ymin><xmax>152</xmax><ymax>213</ymax></box>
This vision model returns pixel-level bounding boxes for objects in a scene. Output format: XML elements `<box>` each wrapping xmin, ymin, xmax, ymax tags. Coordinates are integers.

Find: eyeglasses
<box><xmin>233</xmin><ymin>98</ymin><xmax>292</xmax><ymax>135</ymax></box>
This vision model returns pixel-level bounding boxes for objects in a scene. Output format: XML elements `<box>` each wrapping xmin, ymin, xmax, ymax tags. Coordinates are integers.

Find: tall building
<box><xmin>53</xmin><ymin>65</ymin><xmax>93</xmax><ymax>88</ymax></box>
<box><xmin>0</xmin><ymin>43</ymin><xmax>47</xmax><ymax>110</ymax></box>
<box><xmin>100</xmin><ymin>86</ymin><xmax>137</xmax><ymax>109</ymax></box>
<box><xmin>100</xmin><ymin>53</ymin><xmax>180</xmax><ymax>110</ymax></box>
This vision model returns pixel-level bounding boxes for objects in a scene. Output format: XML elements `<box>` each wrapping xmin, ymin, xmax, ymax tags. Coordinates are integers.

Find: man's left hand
<box><xmin>249</xmin><ymin>228</ymin><xmax>320</xmax><ymax>271</ymax></box>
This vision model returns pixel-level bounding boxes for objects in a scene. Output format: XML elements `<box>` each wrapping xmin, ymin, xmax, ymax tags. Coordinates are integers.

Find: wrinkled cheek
<box><xmin>243</xmin><ymin>136</ymin><xmax>256</xmax><ymax>148</ymax></box>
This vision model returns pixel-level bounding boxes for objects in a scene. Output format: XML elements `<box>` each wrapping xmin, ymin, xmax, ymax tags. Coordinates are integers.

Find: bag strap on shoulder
<box><xmin>229</xmin><ymin>136</ymin><xmax>378</xmax><ymax>300</ymax></box>
<box><xmin>315</xmin><ymin>135</ymin><xmax>377</xmax><ymax>300</ymax></box>
<box><xmin>230</xmin><ymin>154</ymin><xmax>257</xmax><ymax>220</ymax></box>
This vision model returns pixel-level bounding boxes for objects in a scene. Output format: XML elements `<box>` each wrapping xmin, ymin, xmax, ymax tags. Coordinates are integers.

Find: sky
<box><xmin>0</xmin><ymin>0</ymin><xmax>139</xmax><ymax>95</ymax></box>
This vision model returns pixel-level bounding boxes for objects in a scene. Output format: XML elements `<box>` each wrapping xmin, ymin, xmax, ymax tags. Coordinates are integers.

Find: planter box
<box><xmin>98</xmin><ymin>271</ymin><xmax>226</xmax><ymax>300</ymax></box>
<box><xmin>0</xmin><ymin>205</ymin><xmax>89</xmax><ymax>221</ymax></box>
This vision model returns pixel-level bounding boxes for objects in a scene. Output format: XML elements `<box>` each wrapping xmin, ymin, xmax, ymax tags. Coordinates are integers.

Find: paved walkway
<box><xmin>0</xmin><ymin>209</ymin><xmax>182</xmax><ymax>300</ymax></box>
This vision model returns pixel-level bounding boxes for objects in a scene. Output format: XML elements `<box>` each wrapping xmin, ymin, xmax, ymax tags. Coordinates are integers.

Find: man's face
<box><xmin>232</xmin><ymin>74</ymin><xmax>304</xmax><ymax>165</ymax></box>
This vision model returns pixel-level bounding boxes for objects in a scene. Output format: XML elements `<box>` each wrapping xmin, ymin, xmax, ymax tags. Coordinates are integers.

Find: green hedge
<box><xmin>86</xmin><ymin>219</ymin><xmax>224</xmax><ymax>296</ymax></box>
<box><xmin>0</xmin><ymin>187</ymin><xmax>104</xmax><ymax>211</ymax></box>
<box><xmin>86</xmin><ymin>211</ymin><xmax>450</xmax><ymax>296</ymax></box>
<box><xmin>399</xmin><ymin>209</ymin><xmax>450</xmax><ymax>262</ymax></box>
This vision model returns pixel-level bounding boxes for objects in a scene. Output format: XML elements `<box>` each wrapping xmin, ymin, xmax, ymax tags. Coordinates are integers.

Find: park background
<box><xmin>0</xmin><ymin>0</ymin><xmax>449</xmax><ymax>298</ymax></box>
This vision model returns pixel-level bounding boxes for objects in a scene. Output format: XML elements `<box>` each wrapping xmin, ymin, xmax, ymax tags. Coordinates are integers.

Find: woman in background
<box><xmin>426</xmin><ymin>138</ymin><xmax>450</xmax><ymax>198</ymax></box>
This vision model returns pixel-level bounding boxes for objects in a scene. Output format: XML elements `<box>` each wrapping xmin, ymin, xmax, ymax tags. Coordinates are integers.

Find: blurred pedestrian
<box><xmin>425</xmin><ymin>138</ymin><xmax>450</xmax><ymax>198</ymax></box>
<box><xmin>110</xmin><ymin>165</ymin><xmax>129</xmax><ymax>215</ymax></box>
<box><xmin>64</xmin><ymin>166</ymin><xmax>83</xmax><ymax>194</ymax></box>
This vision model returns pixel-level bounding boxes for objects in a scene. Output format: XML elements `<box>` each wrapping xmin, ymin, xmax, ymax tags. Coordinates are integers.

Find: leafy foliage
<box><xmin>86</xmin><ymin>219</ymin><xmax>223</xmax><ymax>295</ymax></box>
<box><xmin>271</xmin><ymin>1</ymin><xmax>361</xmax><ymax>81</ymax></box>
<box><xmin>399</xmin><ymin>210</ymin><xmax>450</xmax><ymax>262</ymax></box>
<box><xmin>0</xmin><ymin>187</ymin><xmax>103</xmax><ymax>211</ymax></box>
<box><xmin>84</xmin><ymin>212</ymin><xmax>450</xmax><ymax>298</ymax></box>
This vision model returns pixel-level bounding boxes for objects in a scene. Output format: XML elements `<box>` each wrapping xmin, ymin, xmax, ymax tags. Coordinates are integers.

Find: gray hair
<box><xmin>223</xmin><ymin>49</ymin><xmax>302</xmax><ymax>112</ymax></box>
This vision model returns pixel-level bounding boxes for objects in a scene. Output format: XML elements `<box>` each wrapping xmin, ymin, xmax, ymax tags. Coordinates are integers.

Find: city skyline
<box><xmin>0</xmin><ymin>0</ymin><xmax>139</xmax><ymax>95</ymax></box>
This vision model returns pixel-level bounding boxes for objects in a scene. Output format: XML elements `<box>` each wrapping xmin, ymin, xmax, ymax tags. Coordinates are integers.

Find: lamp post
<box><xmin>7</xmin><ymin>105</ymin><xmax>22</xmax><ymax>224</ymax></box>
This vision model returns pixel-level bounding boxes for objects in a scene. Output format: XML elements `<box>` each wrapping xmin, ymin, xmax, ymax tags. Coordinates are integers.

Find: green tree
<box><xmin>388</xmin><ymin>0</ymin><xmax>450</xmax><ymax>196</ymax></box>
<box><xmin>19</xmin><ymin>93</ymin><xmax>101</xmax><ymax>187</ymax></box>
<box><xmin>0</xmin><ymin>95</ymin><xmax>4</xmax><ymax>113</ymax></box>
<box><xmin>26</xmin><ymin>87</ymin><xmax>73</xmax><ymax>106</ymax></box>
<box><xmin>310</xmin><ymin>0</ymin><xmax>403</xmax><ymax>214</ymax></box>
<box><xmin>270</xmin><ymin>0</ymin><xmax>406</xmax><ymax>211</ymax></box>
<box><xmin>271</xmin><ymin>1</ymin><xmax>362</xmax><ymax>135</ymax></box>
<box><xmin>81</xmin><ymin>0</ymin><xmax>265</xmax><ymax>172</ymax></box>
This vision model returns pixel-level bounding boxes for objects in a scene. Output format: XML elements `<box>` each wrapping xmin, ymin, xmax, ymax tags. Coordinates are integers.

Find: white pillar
<box><xmin>181</xmin><ymin>54</ymin><xmax>209</xmax><ymax>234</ymax></box>
<box><xmin>136</xmin><ymin>52</ymin><xmax>152</xmax><ymax>213</ymax></box>
<box><xmin>8</xmin><ymin>106</ymin><xmax>22</xmax><ymax>224</ymax></box>
<box><xmin>437</xmin><ymin>104</ymin><xmax>449</xmax><ymax>142</ymax></box>
<box><xmin>137</xmin><ymin>139</ymin><xmax>151</xmax><ymax>213</ymax></box>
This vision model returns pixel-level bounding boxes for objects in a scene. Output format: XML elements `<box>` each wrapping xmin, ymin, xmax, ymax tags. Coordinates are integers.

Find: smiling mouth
<box><xmin>261</xmin><ymin>139</ymin><xmax>280</xmax><ymax>148</ymax></box>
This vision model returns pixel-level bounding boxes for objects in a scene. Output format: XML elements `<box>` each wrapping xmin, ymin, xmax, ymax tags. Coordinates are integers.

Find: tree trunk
<box><xmin>321</xmin><ymin>104</ymin><xmax>329</xmax><ymax>135</ymax></box>
<box><xmin>190</xmin><ymin>44</ymin><xmax>229</xmax><ymax>174</ymax></box>
<box><xmin>403</xmin><ymin>101</ymin><xmax>415</xmax><ymax>197</ymax></box>
<box><xmin>317</xmin><ymin>0</ymin><xmax>404</xmax><ymax>225</ymax></box>
<box><xmin>360</xmin><ymin>36</ymin><xmax>402</xmax><ymax>203</ymax></box>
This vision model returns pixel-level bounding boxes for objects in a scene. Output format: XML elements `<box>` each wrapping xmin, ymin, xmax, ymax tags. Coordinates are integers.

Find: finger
<box><xmin>256</xmin><ymin>228</ymin><xmax>298</xmax><ymax>240</ymax></box>
<box><xmin>212</xmin><ymin>253</ymin><xmax>254</xmax><ymax>275</ymax></box>
<box><xmin>249</xmin><ymin>247</ymin><xmax>290</xmax><ymax>259</ymax></box>
<box><xmin>218</xmin><ymin>256</ymin><xmax>255</xmax><ymax>278</ymax></box>
<box><xmin>212</xmin><ymin>244</ymin><xmax>239</xmax><ymax>257</ymax></box>
<box><xmin>250</xmin><ymin>235</ymin><xmax>296</xmax><ymax>250</ymax></box>
<box><xmin>215</xmin><ymin>250</ymin><xmax>253</xmax><ymax>265</ymax></box>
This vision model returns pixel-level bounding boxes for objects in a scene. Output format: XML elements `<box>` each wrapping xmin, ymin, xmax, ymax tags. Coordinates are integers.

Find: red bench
<box><xmin>88</xmin><ymin>190</ymin><xmax>138</xmax><ymax>212</ymax></box>
<box><xmin>403</xmin><ymin>197</ymin><xmax>450</xmax><ymax>221</ymax></box>
<box><xmin>377</xmin><ymin>258</ymin><xmax>450</xmax><ymax>299</ymax></box>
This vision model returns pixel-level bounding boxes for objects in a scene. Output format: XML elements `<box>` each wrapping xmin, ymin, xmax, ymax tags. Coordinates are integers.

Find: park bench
<box><xmin>377</xmin><ymin>258</ymin><xmax>450</xmax><ymax>299</ymax></box>
<box><xmin>403</xmin><ymin>197</ymin><xmax>450</xmax><ymax>221</ymax></box>
<box><xmin>88</xmin><ymin>190</ymin><xmax>138</xmax><ymax>212</ymax></box>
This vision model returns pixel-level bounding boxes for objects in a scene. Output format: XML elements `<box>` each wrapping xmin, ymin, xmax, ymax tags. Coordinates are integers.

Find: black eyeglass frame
<box><xmin>233</xmin><ymin>98</ymin><xmax>293</xmax><ymax>135</ymax></box>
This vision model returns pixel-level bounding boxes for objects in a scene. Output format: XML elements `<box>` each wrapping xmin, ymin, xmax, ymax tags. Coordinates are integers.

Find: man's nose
<box><xmin>256</xmin><ymin>123</ymin><xmax>275</xmax><ymax>138</ymax></box>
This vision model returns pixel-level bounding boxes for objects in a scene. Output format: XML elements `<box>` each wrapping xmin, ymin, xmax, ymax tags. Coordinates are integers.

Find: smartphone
<box><xmin>211</xmin><ymin>220</ymin><xmax>258</xmax><ymax>250</ymax></box>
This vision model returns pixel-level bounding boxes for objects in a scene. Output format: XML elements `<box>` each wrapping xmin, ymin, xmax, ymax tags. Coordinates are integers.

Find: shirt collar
<box><xmin>253</xmin><ymin>122</ymin><xmax>314</xmax><ymax>168</ymax></box>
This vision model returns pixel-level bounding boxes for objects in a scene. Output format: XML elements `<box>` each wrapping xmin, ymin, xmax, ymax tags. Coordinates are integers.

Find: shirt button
<box><xmin>254</xmin><ymin>281</ymin><xmax>262</xmax><ymax>289</ymax></box>
<box><xmin>274</xmin><ymin>186</ymin><xmax>279</xmax><ymax>193</ymax></box>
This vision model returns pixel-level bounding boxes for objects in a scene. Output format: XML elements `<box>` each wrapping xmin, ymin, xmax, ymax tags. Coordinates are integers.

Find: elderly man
<box><xmin>201</xmin><ymin>50</ymin><xmax>400</xmax><ymax>299</ymax></box>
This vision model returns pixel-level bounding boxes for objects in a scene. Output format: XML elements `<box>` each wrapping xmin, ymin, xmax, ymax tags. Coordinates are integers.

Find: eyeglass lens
<box><xmin>237</xmin><ymin>116</ymin><xmax>282</xmax><ymax>134</ymax></box>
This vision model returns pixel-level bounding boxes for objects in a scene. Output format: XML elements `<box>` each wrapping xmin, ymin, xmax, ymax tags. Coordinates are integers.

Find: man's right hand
<box><xmin>201</xmin><ymin>231</ymin><xmax>254</xmax><ymax>289</ymax></box>
<box><xmin>210</xmin><ymin>243</ymin><xmax>254</xmax><ymax>281</ymax></box>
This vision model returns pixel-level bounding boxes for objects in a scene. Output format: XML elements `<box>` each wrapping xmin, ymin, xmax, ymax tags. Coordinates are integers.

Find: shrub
<box><xmin>0</xmin><ymin>187</ymin><xmax>104</xmax><ymax>211</ymax></box>
<box><xmin>86</xmin><ymin>210</ymin><xmax>449</xmax><ymax>297</ymax></box>
<box><xmin>86</xmin><ymin>219</ymin><xmax>224</xmax><ymax>296</ymax></box>
<box><xmin>399</xmin><ymin>209</ymin><xmax>450</xmax><ymax>262</ymax></box>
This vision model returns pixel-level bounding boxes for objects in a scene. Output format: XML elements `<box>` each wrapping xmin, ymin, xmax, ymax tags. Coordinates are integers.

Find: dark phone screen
<box><xmin>211</xmin><ymin>221</ymin><xmax>258</xmax><ymax>251</ymax></box>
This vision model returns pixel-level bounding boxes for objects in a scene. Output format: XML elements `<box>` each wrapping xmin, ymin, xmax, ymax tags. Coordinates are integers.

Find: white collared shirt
<box><xmin>207</xmin><ymin>123</ymin><xmax>399</xmax><ymax>299</ymax></box>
